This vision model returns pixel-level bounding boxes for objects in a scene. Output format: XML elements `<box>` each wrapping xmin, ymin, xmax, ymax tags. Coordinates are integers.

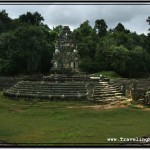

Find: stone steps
<box><xmin>9</xmin><ymin>91</ymin><xmax>87</xmax><ymax>95</ymax></box>
<box><xmin>14</xmin><ymin>83</ymin><xmax>86</xmax><ymax>87</ymax></box>
<box><xmin>13</xmin><ymin>86</ymin><xmax>86</xmax><ymax>89</ymax></box>
<box><xmin>94</xmin><ymin>96</ymin><xmax>125</xmax><ymax>103</ymax></box>
<box><xmin>92</xmin><ymin>80</ymin><xmax>124</xmax><ymax>102</ymax></box>
<box><xmin>3</xmin><ymin>77</ymin><xmax>125</xmax><ymax>102</ymax></box>
<box><xmin>3</xmin><ymin>81</ymin><xmax>88</xmax><ymax>100</ymax></box>
<box><xmin>94</xmin><ymin>93</ymin><xmax>123</xmax><ymax>97</ymax></box>
<box><xmin>94</xmin><ymin>85</ymin><xmax>120</xmax><ymax>89</ymax></box>
<box><xmin>42</xmin><ymin>77</ymin><xmax>90</xmax><ymax>82</ymax></box>
<box><xmin>11</xmin><ymin>87</ymin><xmax>86</xmax><ymax>90</ymax></box>
<box><xmin>11</xmin><ymin>87</ymin><xmax>86</xmax><ymax>92</ymax></box>
<box><xmin>4</xmin><ymin>91</ymin><xmax>87</xmax><ymax>99</ymax></box>
<box><xmin>94</xmin><ymin>90</ymin><xmax>121</xmax><ymax>93</ymax></box>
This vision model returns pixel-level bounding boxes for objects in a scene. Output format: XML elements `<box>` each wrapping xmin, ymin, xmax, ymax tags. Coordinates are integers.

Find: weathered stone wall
<box><xmin>112</xmin><ymin>78</ymin><xmax>150</xmax><ymax>104</ymax></box>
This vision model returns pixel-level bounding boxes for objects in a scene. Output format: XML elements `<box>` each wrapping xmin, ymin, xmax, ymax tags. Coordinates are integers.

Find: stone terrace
<box><xmin>3</xmin><ymin>75</ymin><xmax>125</xmax><ymax>102</ymax></box>
<box><xmin>3</xmin><ymin>81</ymin><xmax>88</xmax><ymax>100</ymax></box>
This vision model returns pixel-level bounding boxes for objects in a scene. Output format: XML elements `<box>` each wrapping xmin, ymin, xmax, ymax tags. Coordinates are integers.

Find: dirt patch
<box><xmin>143</xmin><ymin>108</ymin><xmax>150</xmax><ymax>111</ymax></box>
<box><xmin>8</xmin><ymin>107</ymin><xmax>28</xmax><ymax>113</ymax></box>
<box><xmin>67</xmin><ymin>100</ymin><xmax>130</xmax><ymax>110</ymax></box>
<box><xmin>134</xmin><ymin>104</ymin><xmax>144</xmax><ymax>109</ymax></box>
<box><xmin>81</xmin><ymin>101</ymin><xmax>128</xmax><ymax>110</ymax></box>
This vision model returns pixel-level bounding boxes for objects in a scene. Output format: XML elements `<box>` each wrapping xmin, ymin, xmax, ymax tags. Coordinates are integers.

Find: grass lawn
<box><xmin>0</xmin><ymin>91</ymin><xmax>150</xmax><ymax>146</ymax></box>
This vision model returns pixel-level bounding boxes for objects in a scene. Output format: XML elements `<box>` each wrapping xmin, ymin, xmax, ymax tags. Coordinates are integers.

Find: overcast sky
<box><xmin>0</xmin><ymin>4</ymin><xmax>150</xmax><ymax>35</ymax></box>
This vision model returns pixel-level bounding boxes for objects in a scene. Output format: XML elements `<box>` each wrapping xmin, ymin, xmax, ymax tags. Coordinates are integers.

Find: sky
<box><xmin>0</xmin><ymin>3</ymin><xmax>150</xmax><ymax>35</ymax></box>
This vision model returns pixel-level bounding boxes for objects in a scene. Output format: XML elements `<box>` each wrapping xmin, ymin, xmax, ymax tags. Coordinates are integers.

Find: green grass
<box><xmin>93</xmin><ymin>71</ymin><xmax>121</xmax><ymax>78</ymax></box>
<box><xmin>0</xmin><ymin>92</ymin><xmax>150</xmax><ymax>146</ymax></box>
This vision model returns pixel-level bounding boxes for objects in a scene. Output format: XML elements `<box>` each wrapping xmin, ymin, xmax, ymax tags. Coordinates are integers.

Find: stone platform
<box><xmin>3</xmin><ymin>80</ymin><xmax>89</xmax><ymax>100</ymax></box>
<box><xmin>3</xmin><ymin>75</ymin><xmax>125</xmax><ymax>102</ymax></box>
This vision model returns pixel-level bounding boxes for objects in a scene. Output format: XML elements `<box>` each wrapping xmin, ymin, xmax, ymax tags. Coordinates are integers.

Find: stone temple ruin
<box><xmin>3</xmin><ymin>26</ymin><xmax>125</xmax><ymax>103</ymax></box>
<box><xmin>51</xmin><ymin>26</ymin><xmax>80</xmax><ymax>73</ymax></box>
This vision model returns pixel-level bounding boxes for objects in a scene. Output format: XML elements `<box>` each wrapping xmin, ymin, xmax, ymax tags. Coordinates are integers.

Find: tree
<box><xmin>0</xmin><ymin>25</ymin><xmax>55</xmax><ymax>75</ymax></box>
<box><xmin>115</xmin><ymin>23</ymin><xmax>125</xmax><ymax>32</ymax></box>
<box><xmin>53</xmin><ymin>25</ymin><xmax>63</xmax><ymax>34</ymax></box>
<box><xmin>112</xmin><ymin>31</ymin><xmax>129</xmax><ymax>47</ymax></box>
<box><xmin>94</xmin><ymin>19</ymin><xmax>108</xmax><ymax>38</ymax></box>
<box><xmin>146</xmin><ymin>16</ymin><xmax>150</xmax><ymax>31</ymax></box>
<box><xmin>114</xmin><ymin>23</ymin><xmax>130</xmax><ymax>34</ymax></box>
<box><xmin>73</xmin><ymin>20</ymin><xmax>94</xmax><ymax>59</ymax></box>
<box><xmin>95</xmin><ymin>33</ymin><xmax>130</xmax><ymax>75</ymax></box>
<box><xmin>79</xmin><ymin>20</ymin><xmax>92</xmax><ymax>37</ymax></box>
<box><xmin>126</xmin><ymin>46</ymin><xmax>148</xmax><ymax>77</ymax></box>
<box><xmin>0</xmin><ymin>9</ymin><xmax>12</xmax><ymax>34</ymax></box>
<box><xmin>19</xmin><ymin>11</ymin><xmax>44</xmax><ymax>25</ymax></box>
<box><xmin>0</xmin><ymin>31</ymin><xmax>25</xmax><ymax>74</ymax></box>
<box><xmin>79</xmin><ymin>56</ymin><xmax>99</xmax><ymax>73</ymax></box>
<box><xmin>145</xmin><ymin>33</ymin><xmax>150</xmax><ymax>53</ymax></box>
<box><xmin>107</xmin><ymin>45</ymin><xmax>129</xmax><ymax>74</ymax></box>
<box><xmin>73</xmin><ymin>20</ymin><xmax>92</xmax><ymax>41</ymax></box>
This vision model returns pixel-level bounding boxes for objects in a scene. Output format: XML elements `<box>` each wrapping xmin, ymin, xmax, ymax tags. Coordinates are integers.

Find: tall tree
<box><xmin>146</xmin><ymin>16</ymin><xmax>150</xmax><ymax>31</ymax></box>
<box><xmin>0</xmin><ymin>26</ymin><xmax>55</xmax><ymax>75</ymax></box>
<box><xmin>115</xmin><ymin>23</ymin><xmax>125</xmax><ymax>32</ymax></box>
<box><xmin>19</xmin><ymin>11</ymin><xmax>44</xmax><ymax>25</ymax></box>
<box><xmin>0</xmin><ymin>9</ymin><xmax>12</xmax><ymax>34</ymax></box>
<box><xmin>73</xmin><ymin>20</ymin><xmax>93</xmax><ymax>58</ymax></box>
<box><xmin>106</xmin><ymin>45</ymin><xmax>129</xmax><ymax>74</ymax></box>
<box><xmin>126</xmin><ymin>46</ymin><xmax>148</xmax><ymax>77</ymax></box>
<box><xmin>114</xmin><ymin>23</ymin><xmax>130</xmax><ymax>34</ymax></box>
<box><xmin>53</xmin><ymin>25</ymin><xmax>63</xmax><ymax>35</ymax></box>
<box><xmin>94</xmin><ymin>19</ymin><xmax>108</xmax><ymax>38</ymax></box>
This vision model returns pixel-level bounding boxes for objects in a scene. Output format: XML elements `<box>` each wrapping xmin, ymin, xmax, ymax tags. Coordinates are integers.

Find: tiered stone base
<box><xmin>3</xmin><ymin>74</ymin><xmax>125</xmax><ymax>102</ymax></box>
<box><xmin>3</xmin><ymin>81</ymin><xmax>88</xmax><ymax>100</ymax></box>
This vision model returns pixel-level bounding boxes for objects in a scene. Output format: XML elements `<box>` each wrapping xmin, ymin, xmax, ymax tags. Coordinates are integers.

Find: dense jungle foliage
<box><xmin>0</xmin><ymin>9</ymin><xmax>150</xmax><ymax>78</ymax></box>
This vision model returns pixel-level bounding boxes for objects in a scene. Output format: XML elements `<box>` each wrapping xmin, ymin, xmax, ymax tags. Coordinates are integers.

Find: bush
<box><xmin>93</xmin><ymin>71</ymin><xmax>121</xmax><ymax>78</ymax></box>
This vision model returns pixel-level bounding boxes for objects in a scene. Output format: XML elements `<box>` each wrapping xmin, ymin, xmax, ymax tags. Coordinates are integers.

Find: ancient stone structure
<box><xmin>3</xmin><ymin>75</ymin><xmax>125</xmax><ymax>102</ymax></box>
<box><xmin>4</xmin><ymin>80</ymin><xmax>89</xmax><ymax>100</ymax></box>
<box><xmin>3</xmin><ymin>26</ymin><xmax>125</xmax><ymax>102</ymax></box>
<box><xmin>92</xmin><ymin>80</ymin><xmax>124</xmax><ymax>102</ymax></box>
<box><xmin>110</xmin><ymin>78</ymin><xmax>150</xmax><ymax>105</ymax></box>
<box><xmin>51</xmin><ymin>26</ymin><xmax>80</xmax><ymax>73</ymax></box>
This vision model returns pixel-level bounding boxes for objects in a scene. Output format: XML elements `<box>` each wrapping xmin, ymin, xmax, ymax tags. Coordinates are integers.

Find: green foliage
<box><xmin>95</xmin><ymin>26</ymin><xmax>150</xmax><ymax>77</ymax></box>
<box><xmin>79</xmin><ymin>56</ymin><xmax>99</xmax><ymax>73</ymax></box>
<box><xmin>19</xmin><ymin>11</ymin><xmax>44</xmax><ymax>25</ymax></box>
<box><xmin>126</xmin><ymin>46</ymin><xmax>149</xmax><ymax>77</ymax></box>
<box><xmin>114</xmin><ymin>23</ymin><xmax>130</xmax><ymax>34</ymax></box>
<box><xmin>0</xmin><ymin>9</ymin><xmax>12</xmax><ymax>34</ymax></box>
<box><xmin>94</xmin><ymin>19</ymin><xmax>108</xmax><ymax>38</ymax></box>
<box><xmin>0</xmin><ymin>25</ymin><xmax>55</xmax><ymax>75</ymax></box>
<box><xmin>0</xmin><ymin>10</ymin><xmax>56</xmax><ymax>75</ymax></box>
<box><xmin>93</xmin><ymin>71</ymin><xmax>121</xmax><ymax>78</ymax></box>
<box><xmin>0</xmin><ymin>9</ymin><xmax>150</xmax><ymax>77</ymax></box>
<box><xmin>53</xmin><ymin>25</ymin><xmax>63</xmax><ymax>37</ymax></box>
<box><xmin>95</xmin><ymin>34</ymin><xmax>129</xmax><ymax>74</ymax></box>
<box><xmin>107</xmin><ymin>45</ymin><xmax>129</xmax><ymax>73</ymax></box>
<box><xmin>73</xmin><ymin>20</ymin><xmax>97</xmax><ymax>62</ymax></box>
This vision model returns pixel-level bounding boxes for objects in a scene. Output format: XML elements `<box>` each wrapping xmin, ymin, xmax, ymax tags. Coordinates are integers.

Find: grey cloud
<box><xmin>0</xmin><ymin>4</ymin><xmax>150</xmax><ymax>34</ymax></box>
<box><xmin>0</xmin><ymin>5</ymin><xmax>49</xmax><ymax>19</ymax></box>
<box><xmin>45</xmin><ymin>5</ymin><xmax>88</xmax><ymax>27</ymax></box>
